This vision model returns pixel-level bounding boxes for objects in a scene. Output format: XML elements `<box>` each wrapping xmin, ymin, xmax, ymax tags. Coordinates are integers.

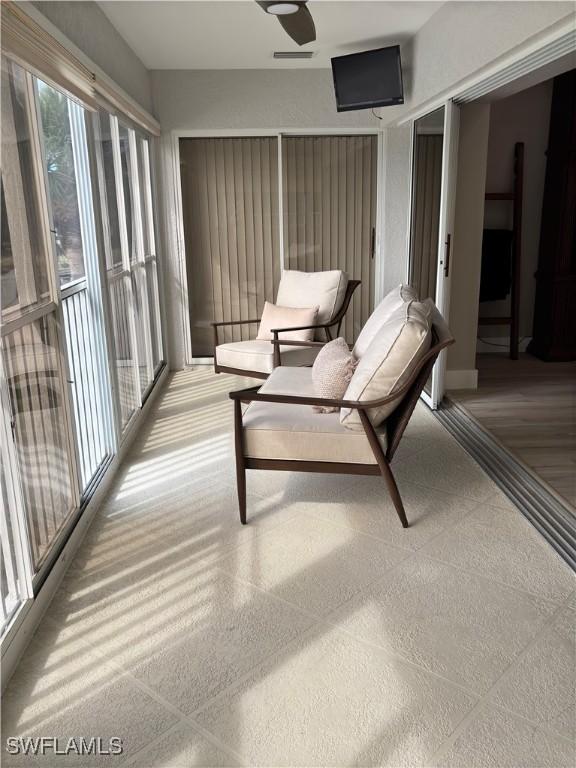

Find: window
<box><xmin>1</xmin><ymin>366</ymin><xmax>33</xmax><ymax>632</ymax></box>
<box><xmin>140</xmin><ymin>139</ymin><xmax>164</xmax><ymax>369</ymax></box>
<box><xmin>1</xmin><ymin>51</ymin><xmax>165</xmax><ymax>640</ymax></box>
<box><xmin>1</xmin><ymin>60</ymin><xmax>50</xmax><ymax>320</ymax></box>
<box><xmin>96</xmin><ymin>113</ymin><xmax>140</xmax><ymax>429</ymax></box>
<box><xmin>98</xmin><ymin>112</ymin><xmax>123</xmax><ymax>269</ymax></box>
<box><xmin>118</xmin><ymin>124</ymin><xmax>137</xmax><ymax>263</ymax></box>
<box><xmin>3</xmin><ymin>314</ymin><xmax>75</xmax><ymax>570</ymax></box>
<box><xmin>37</xmin><ymin>80</ymin><xmax>86</xmax><ymax>287</ymax></box>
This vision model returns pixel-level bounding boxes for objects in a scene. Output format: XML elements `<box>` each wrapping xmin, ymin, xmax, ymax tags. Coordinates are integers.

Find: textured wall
<box><xmin>30</xmin><ymin>1</ymin><xmax>154</xmax><ymax>113</ymax></box>
<box><xmin>382</xmin><ymin>126</ymin><xmax>412</xmax><ymax>295</ymax></box>
<box><xmin>377</xmin><ymin>1</ymin><xmax>574</xmax><ymax>125</ymax></box>
<box><xmin>150</xmin><ymin>69</ymin><xmax>376</xmax><ymax>131</ymax></box>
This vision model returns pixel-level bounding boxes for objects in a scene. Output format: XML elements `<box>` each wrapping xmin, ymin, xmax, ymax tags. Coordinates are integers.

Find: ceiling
<box><xmin>97</xmin><ymin>1</ymin><xmax>443</xmax><ymax>69</ymax></box>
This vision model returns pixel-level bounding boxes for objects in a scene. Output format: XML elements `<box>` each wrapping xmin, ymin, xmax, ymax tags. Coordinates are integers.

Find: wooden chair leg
<box><xmin>236</xmin><ymin>457</ymin><xmax>247</xmax><ymax>525</ymax></box>
<box><xmin>379</xmin><ymin>459</ymin><xmax>409</xmax><ymax>529</ymax></box>
<box><xmin>359</xmin><ymin>409</ymin><xmax>409</xmax><ymax>528</ymax></box>
<box><xmin>234</xmin><ymin>399</ymin><xmax>247</xmax><ymax>524</ymax></box>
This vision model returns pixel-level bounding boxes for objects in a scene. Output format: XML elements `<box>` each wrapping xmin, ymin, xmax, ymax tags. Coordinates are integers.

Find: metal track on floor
<box><xmin>436</xmin><ymin>397</ymin><xmax>576</xmax><ymax>572</ymax></box>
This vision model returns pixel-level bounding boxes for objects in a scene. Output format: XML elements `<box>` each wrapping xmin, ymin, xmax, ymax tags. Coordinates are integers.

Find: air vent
<box><xmin>273</xmin><ymin>51</ymin><xmax>315</xmax><ymax>59</ymax></box>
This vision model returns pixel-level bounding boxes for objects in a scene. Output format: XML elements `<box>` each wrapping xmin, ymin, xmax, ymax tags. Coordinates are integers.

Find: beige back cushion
<box><xmin>276</xmin><ymin>270</ymin><xmax>348</xmax><ymax>334</ymax></box>
<box><xmin>256</xmin><ymin>302</ymin><xmax>318</xmax><ymax>342</ymax></box>
<box><xmin>422</xmin><ymin>297</ymin><xmax>455</xmax><ymax>346</ymax></box>
<box><xmin>353</xmin><ymin>284</ymin><xmax>418</xmax><ymax>359</ymax></box>
<box><xmin>341</xmin><ymin>300</ymin><xmax>432</xmax><ymax>430</ymax></box>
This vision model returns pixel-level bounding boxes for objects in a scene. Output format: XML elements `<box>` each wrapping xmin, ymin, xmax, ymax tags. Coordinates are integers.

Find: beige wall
<box><xmin>377</xmin><ymin>1</ymin><xmax>574</xmax><ymax>126</ymax></box>
<box><xmin>447</xmin><ymin>103</ymin><xmax>492</xmax><ymax>379</ymax></box>
<box><xmin>480</xmin><ymin>80</ymin><xmax>553</xmax><ymax>339</ymax></box>
<box><xmin>150</xmin><ymin>68</ymin><xmax>375</xmax><ymax>131</ymax></box>
<box><xmin>382</xmin><ymin>126</ymin><xmax>412</xmax><ymax>295</ymax></box>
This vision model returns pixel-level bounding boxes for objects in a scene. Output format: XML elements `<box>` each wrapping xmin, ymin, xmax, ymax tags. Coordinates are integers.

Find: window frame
<box><xmin>0</xmin><ymin>50</ymin><xmax>166</xmax><ymax>644</ymax></box>
<box><xmin>1</xmin><ymin>63</ymin><xmax>58</xmax><ymax>328</ymax></box>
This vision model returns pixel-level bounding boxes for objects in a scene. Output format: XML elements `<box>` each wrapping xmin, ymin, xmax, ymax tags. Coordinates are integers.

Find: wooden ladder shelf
<box><xmin>479</xmin><ymin>141</ymin><xmax>524</xmax><ymax>360</ymax></box>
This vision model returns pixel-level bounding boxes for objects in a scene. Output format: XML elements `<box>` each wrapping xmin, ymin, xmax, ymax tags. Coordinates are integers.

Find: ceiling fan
<box><xmin>256</xmin><ymin>1</ymin><xmax>316</xmax><ymax>46</ymax></box>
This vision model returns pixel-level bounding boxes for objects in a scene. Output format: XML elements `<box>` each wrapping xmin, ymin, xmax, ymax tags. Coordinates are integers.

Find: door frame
<box><xmin>396</xmin><ymin>16</ymin><xmax>574</xmax><ymax>127</ymax></box>
<box><xmin>398</xmin><ymin>15</ymin><xmax>574</xmax><ymax>406</ymax></box>
<box><xmin>406</xmin><ymin>100</ymin><xmax>460</xmax><ymax>409</ymax></box>
<box><xmin>170</xmin><ymin>127</ymin><xmax>386</xmax><ymax>365</ymax></box>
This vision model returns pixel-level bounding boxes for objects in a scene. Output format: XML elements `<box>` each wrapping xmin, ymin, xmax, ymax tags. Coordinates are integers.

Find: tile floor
<box><xmin>2</xmin><ymin>368</ymin><xmax>575</xmax><ymax>767</ymax></box>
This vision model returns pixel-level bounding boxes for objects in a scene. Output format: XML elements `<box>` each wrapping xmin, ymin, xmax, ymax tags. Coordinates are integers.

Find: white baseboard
<box><xmin>445</xmin><ymin>369</ymin><xmax>478</xmax><ymax>390</ymax></box>
<box><xmin>476</xmin><ymin>336</ymin><xmax>532</xmax><ymax>354</ymax></box>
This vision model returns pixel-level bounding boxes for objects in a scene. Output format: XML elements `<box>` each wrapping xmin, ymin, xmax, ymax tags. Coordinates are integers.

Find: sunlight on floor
<box><xmin>2</xmin><ymin>367</ymin><xmax>574</xmax><ymax>768</ymax></box>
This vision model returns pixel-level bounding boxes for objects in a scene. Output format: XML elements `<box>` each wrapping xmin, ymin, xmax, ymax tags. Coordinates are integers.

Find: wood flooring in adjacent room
<box><xmin>449</xmin><ymin>353</ymin><xmax>576</xmax><ymax>509</ymax></box>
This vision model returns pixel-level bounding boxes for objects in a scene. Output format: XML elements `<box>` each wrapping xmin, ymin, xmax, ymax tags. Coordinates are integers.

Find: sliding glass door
<box><xmin>1</xmin><ymin>357</ymin><xmax>33</xmax><ymax>631</ymax></box>
<box><xmin>96</xmin><ymin>111</ymin><xmax>140</xmax><ymax>431</ymax></box>
<box><xmin>1</xmin><ymin>59</ymin><xmax>77</xmax><ymax>575</ymax></box>
<box><xmin>96</xmin><ymin>114</ymin><xmax>164</xmax><ymax>429</ymax></box>
<box><xmin>180</xmin><ymin>133</ymin><xmax>378</xmax><ymax>357</ymax></box>
<box><xmin>0</xmin><ymin>51</ymin><xmax>165</xmax><ymax>639</ymax></box>
<box><xmin>180</xmin><ymin>137</ymin><xmax>281</xmax><ymax>356</ymax></box>
<box><xmin>37</xmin><ymin>80</ymin><xmax>114</xmax><ymax>491</ymax></box>
<box><xmin>282</xmin><ymin>135</ymin><xmax>377</xmax><ymax>343</ymax></box>
<box><xmin>408</xmin><ymin>102</ymin><xmax>460</xmax><ymax>407</ymax></box>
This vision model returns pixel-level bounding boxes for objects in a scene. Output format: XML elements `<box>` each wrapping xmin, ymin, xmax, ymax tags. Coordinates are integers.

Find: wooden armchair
<box><xmin>229</xmin><ymin>306</ymin><xmax>454</xmax><ymax>528</ymax></box>
<box><xmin>212</xmin><ymin>272</ymin><xmax>361</xmax><ymax>379</ymax></box>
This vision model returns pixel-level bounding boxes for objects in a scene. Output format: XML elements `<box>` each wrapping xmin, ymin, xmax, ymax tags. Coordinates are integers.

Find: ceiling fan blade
<box><xmin>255</xmin><ymin>2</ymin><xmax>316</xmax><ymax>46</ymax></box>
<box><xmin>277</xmin><ymin>5</ymin><xmax>316</xmax><ymax>46</ymax></box>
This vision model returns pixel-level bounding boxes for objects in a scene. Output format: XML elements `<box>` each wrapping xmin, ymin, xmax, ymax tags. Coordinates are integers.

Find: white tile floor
<box><xmin>2</xmin><ymin>368</ymin><xmax>575</xmax><ymax>767</ymax></box>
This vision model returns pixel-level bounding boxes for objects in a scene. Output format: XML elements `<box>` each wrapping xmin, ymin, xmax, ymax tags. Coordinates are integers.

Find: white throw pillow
<box><xmin>311</xmin><ymin>338</ymin><xmax>358</xmax><ymax>413</ymax></box>
<box><xmin>256</xmin><ymin>302</ymin><xmax>318</xmax><ymax>342</ymax></box>
<box><xmin>353</xmin><ymin>284</ymin><xmax>418</xmax><ymax>359</ymax></box>
<box><xmin>341</xmin><ymin>300</ymin><xmax>432</xmax><ymax>430</ymax></box>
<box><xmin>276</xmin><ymin>270</ymin><xmax>348</xmax><ymax>327</ymax></box>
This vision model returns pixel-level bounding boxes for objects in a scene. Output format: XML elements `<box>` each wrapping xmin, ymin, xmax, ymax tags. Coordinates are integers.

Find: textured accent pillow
<box><xmin>353</xmin><ymin>284</ymin><xmax>418</xmax><ymax>359</ymax></box>
<box><xmin>311</xmin><ymin>337</ymin><xmax>358</xmax><ymax>413</ymax></box>
<box><xmin>256</xmin><ymin>302</ymin><xmax>318</xmax><ymax>342</ymax></box>
<box><xmin>341</xmin><ymin>300</ymin><xmax>432</xmax><ymax>430</ymax></box>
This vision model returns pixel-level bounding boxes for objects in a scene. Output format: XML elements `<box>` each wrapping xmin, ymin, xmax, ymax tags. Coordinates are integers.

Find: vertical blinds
<box><xmin>282</xmin><ymin>135</ymin><xmax>377</xmax><ymax>342</ymax></box>
<box><xmin>180</xmin><ymin>137</ymin><xmax>280</xmax><ymax>356</ymax></box>
<box><xmin>409</xmin><ymin>134</ymin><xmax>443</xmax><ymax>302</ymax></box>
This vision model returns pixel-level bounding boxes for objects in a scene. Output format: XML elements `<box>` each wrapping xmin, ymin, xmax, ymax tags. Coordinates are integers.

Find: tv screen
<box><xmin>331</xmin><ymin>46</ymin><xmax>404</xmax><ymax>112</ymax></box>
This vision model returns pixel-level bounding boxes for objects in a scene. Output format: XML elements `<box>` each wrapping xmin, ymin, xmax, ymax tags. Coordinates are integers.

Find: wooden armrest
<box><xmin>270</xmin><ymin>322</ymin><xmax>331</xmax><ymax>335</ymax></box>
<box><xmin>211</xmin><ymin>318</ymin><xmax>260</xmax><ymax>328</ymax></box>
<box><xmin>229</xmin><ymin>386</ymin><xmax>361</xmax><ymax>410</ymax></box>
<box><xmin>229</xmin><ymin>335</ymin><xmax>455</xmax><ymax>409</ymax></box>
<box><xmin>212</xmin><ymin>317</ymin><xmax>261</xmax><ymax>351</ymax></box>
<box><xmin>269</xmin><ymin>339</ymin><xmax>327</xmax><ymax>348</ymax></box>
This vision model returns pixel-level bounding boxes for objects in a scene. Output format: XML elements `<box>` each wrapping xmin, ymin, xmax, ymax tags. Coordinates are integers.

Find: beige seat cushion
<box><xmin>243</xmin><ymin>367</ymin><xmax>384</xmax><ymax>464</ymax></box>
<box><xmin>256</xmin><ymin>302</ymin><xmax>318</xmax><ymax>342</ymax></box>
<box><xmin>353</xmin><ymin>284</ymin><xmax>418</xmax><ymax>359</ymax></box>
<box><xmin>341</xmin><ymin>300</ymin><xmax>432</xmax><ymax>431</ymax></box>
<box><xmin>216</xmin><ymin>340</ymin><xmax>319</xmax><ymax>375</ymax></box>
<box><xmin>276</xmin><ymin>270</ymin><xmax>348</xmax><ymax>337</ymax></box>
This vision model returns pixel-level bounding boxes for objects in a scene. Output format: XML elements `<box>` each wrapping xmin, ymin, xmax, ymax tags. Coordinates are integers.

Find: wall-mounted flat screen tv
<box><xmin>331</xmin><ymin>45</ymin><xmax>404</xmax><ymax>112</ymax></box>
